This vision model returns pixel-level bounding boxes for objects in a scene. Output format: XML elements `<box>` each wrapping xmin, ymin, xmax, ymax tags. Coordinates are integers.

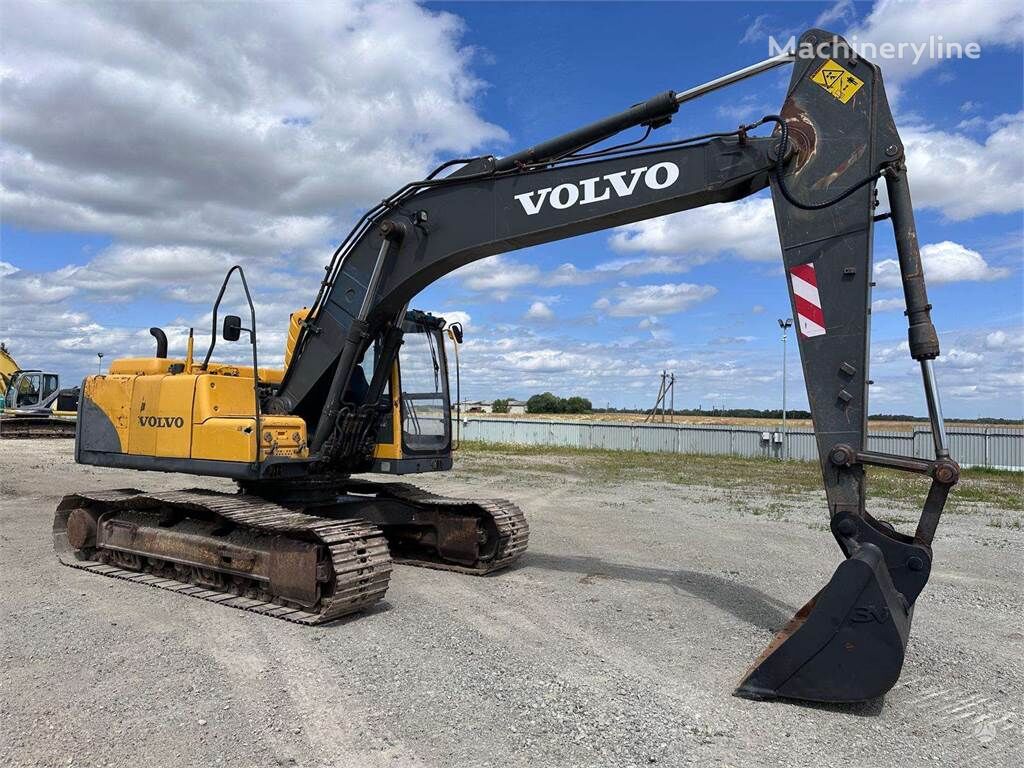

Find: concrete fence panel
<box><xmin>457</xmin><ymin>418</ymin><xmax>1022</xmax><ymax>471</ymax></box>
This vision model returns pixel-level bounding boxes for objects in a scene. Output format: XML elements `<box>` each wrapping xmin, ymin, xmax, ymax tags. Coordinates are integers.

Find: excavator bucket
<box><xmin>736</xmin><ymin>543</ymin><xmax>912</xmax><ymax>703</ymax></box>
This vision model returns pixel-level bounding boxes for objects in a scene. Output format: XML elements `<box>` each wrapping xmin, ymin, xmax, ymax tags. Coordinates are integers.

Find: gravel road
<box><xmin>2</xmin><ymin>440</ymin><xmax>1021</xmax><ymax>767</ymax></box>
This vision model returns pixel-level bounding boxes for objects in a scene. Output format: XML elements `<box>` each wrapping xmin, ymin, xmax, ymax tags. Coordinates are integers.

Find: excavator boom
<box><xmin>65</xmin><ymin>28</ymin><xmax>959</xmax><ymax>704</ymax></box>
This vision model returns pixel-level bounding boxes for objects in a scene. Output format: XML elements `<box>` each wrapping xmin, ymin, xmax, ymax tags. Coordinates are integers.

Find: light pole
<box><xmin>778</xmin><ymin>318</ymin><xmax>792</xmax><ymax>459</ymax></box>
<box><xmin>97</xmin><ymin>352</ymin><xmax>104</xmax><ymax>374</ymax></box>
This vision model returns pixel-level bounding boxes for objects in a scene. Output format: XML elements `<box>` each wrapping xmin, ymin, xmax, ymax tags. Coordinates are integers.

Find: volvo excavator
<box><xmin>55</xmin><ymin>30</ymin><xmax>961</xmax><ymax>704</ymax></box>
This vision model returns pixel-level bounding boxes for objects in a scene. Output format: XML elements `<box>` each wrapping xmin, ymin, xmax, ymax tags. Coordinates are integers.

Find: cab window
<box><xmin>16</xmin><ymin>373</ymin><xmax>41</xmax><ymax>406</ymax></box>
<box><xmin>399</xmin><ymin>326</ymin><xmax>450</xmax><ymax>453</ymax></box>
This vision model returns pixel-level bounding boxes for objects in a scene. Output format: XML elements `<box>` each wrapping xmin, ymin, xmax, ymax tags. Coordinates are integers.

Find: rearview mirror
<box><xmin>223</xmin><ymin>315</ymin><xmax>242</xmax><ymax>342</ymax></box>
<box><xmin>448</xmin><ymin>323</ymin><xmax>464</xmax><ymax>344</ymax></box>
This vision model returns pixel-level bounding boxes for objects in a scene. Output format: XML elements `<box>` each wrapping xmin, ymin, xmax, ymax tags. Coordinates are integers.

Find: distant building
<box><xmin>456</xmin><ymin>398</ymin><xmax>527</xmax><ymax>415</ymax></box>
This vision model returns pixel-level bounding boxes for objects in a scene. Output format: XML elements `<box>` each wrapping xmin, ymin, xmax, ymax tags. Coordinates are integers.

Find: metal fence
<box><xmin>455</xmin><ymin>418</ymin><xmax>1024</xmax><ymax>471</ymax></box>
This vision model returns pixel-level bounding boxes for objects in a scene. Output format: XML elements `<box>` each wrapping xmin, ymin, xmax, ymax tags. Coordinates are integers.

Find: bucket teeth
<box><xmin>736</xmin><ymin>543</ymin><xmax>913</xmax><ymax>703</ymax></box>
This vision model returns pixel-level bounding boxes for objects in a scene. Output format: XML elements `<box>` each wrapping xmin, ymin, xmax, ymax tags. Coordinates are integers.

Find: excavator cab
<box><xmin>282</xmin><ymin>306</ymin><xmax>455</xmax><ymax>474</ymax></box>
<box><xmin>4</xmin><ymin>370</ymin><xmax>60</xmax><ymax>411</ymax></box>
<box><xmin>371</xmin><ymin>311</ymin><xmax>454</xmax><ymax>475</ymax></box>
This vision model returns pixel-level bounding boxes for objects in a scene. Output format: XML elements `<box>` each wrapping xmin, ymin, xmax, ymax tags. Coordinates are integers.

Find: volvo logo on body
<box><xmin>138</xmin><ymin>416</ymin><xmax>185</xmax><ymax>429</ymax></box>
<box><xmin>513</xmin><ymin>162</ymin><xmax>680</xmax><ymax>216</ymax></box>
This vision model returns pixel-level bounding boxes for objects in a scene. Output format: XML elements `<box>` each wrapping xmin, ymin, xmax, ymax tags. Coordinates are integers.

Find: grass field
<box><xmin>456</xmin><ymin>441</ymin><xmax>1024</xmax><ymax>516</ymax></box>
<box><xmin>467</xmin><ymin>412</ymin><xmax>1024</xmax><ymax>432</ymax></box>
<box><xmin>466</xmin><ymin>411</ymin><xmax>1022</xmax><ymax>433</ymax></box>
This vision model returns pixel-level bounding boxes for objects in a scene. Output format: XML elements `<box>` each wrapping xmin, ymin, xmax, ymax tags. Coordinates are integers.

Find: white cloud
<box><xmin>0</xmin><ymin>0</ymin><xmax>511</xmax><ymax>382</ymax></box>
<box><xmin>547</xmin><ymin>255</ymin><xmax>701</xmax><ymax>288</ymax></box>
<box><xmin>524</xmin><ymin>301</ymin><xmax>554</xmax><ymax>322</ymax></box>
<box><xmin>898</xmin><ymin>113</ymin><xmax>1024</xmax><ymax>220</ymax></box>
<box><xmin>740</xmin><ymin>15</ymin><xmax>772</xmax><ymax>45</ymax></box>
<box><xmin>751</xmin><ymin>304</ymin><xmax>766</xmax><ymax>315</ymax></box>
<box><xmin>872</xmin><ymin>297</ymin><xmax>906</xmax><ymax>313</ymax></box>
<box><xmin>434</xmin><ymin>310</ymin><xmax>471</xmax><ymax>331</ymax></box>
<box><xmin>457</xmin><ymin>252</ymin><xmax>713</xmax><ymax>299</ymax></box>
<box><xmin>596</xmin><ymin>255</ymin><xmax>699</xmax><ymax>277</ymax></box>
<box><xmin>546</xmin><ymin>263</ymin><xmax>600</xmax><ymax>287</ymax></box>
<box><xmin>710</xmin><ymin>336</ymin><xmax>756</xmax><ymax>345</ymax></box>
<box><xmin>716</xmin><ymin>95</ymin><xmax>771</xmax><ymax>123</ymax></box>
<box><xmin>496</xmin><ymin>349</ymin><xmax>588</xmax><ymax>374</ymax></box>
<box><xmin>608</xmin><ymin>197</ymin><xmax>779</xmax><ymax>263</ymax></box>
<box><xmin>943</xmin><ymin>348</ymin><xmax>983</xmax><ymax>368</ymax></box>
<box><xmin>848</xmin><ymin>0</ymin><xmax>1024</xmax><ymax>83</ymax></box>
<box><xmin>450</xmin><ymin>256</ymin><xmax>541</xmax><ymax>299</ymax></box>
<box><xmin>873</xmin><ymin>340</ymin><xmax>911</xmax><ymax>364</ymax></box>
<box><xmin>874</xmin><ymin>241</ymin><xmax>1010</xmax><ymax>289</ymax></box>
<box><xmin>816</xmin><ymin>0</ymin><xmax>856</xmax><ymax>28</ymax></box>
<box><xmin>61</xmin><ymin>245</ymin><xmax>250</xmax><ymax>302</ymax></box>
<box><xmin>0</xmin><ymin>1</ymin><xmax>505</xmax><ymax>256</ymax></box>
<box><xmin>986</xmin><ymin>330</ymin><xmax>1024</xmax><ymax>350</ymax></box>
<box><xmin>1</xmin><ymin>268</ymin><xmax>75</xmax><ymax>304</ymax></box>
<box><xmin>594</xmin><ymin>283</ymin><xmax>718</xmax><ymax>317</ymax></box>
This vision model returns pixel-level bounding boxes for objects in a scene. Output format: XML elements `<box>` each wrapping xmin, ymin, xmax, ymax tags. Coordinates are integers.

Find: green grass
<box><xmin>455</xmin><ymin>441</ymin><xmax>1023</xmax><ymax>512</ymax></box>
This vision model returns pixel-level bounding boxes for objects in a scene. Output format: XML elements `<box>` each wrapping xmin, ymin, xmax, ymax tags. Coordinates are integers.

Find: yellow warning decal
<box><xmin>811</xmin><ymin>59</ymin><xmax>864</xmax><ymax>104</ymax></box>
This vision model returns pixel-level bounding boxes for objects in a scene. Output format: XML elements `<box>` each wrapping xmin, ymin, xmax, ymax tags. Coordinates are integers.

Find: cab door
<box><xmin>371</xmin><ymin>315</ymin><xmax>453</xmax><ymax>474</ymax></box>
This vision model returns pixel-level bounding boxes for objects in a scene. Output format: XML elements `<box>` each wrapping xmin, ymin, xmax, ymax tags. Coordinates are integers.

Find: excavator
<box><xmin>54</xmin><ymin>29</ymin><xmax>961</xmax><ymax>704</ymax></box>
<box><xmin>1</xmin><ymin>342</ymin><xmax>78</xmax><ymax>438</ymax></box>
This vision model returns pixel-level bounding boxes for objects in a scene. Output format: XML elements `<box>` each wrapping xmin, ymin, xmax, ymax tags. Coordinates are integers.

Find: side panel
<box><xmin>128</xmin><ymin>376</ymin><xmax>196</xmax><ymax>458</ymax></box>
<box><xmin>192</xmin><ymin>416</ymin><xmax>307</xmax><ymax>461</ymax></box>
<box><xmin>193</xmin><ymin>373</ymin><xmax>257</xmax><ymax>418</ymax></box>
<box><xmin>78</xmin><ymin>375</ymin><xmax>134</xmax><ymax>453</ymax></box>
<box><xmin>192</xmin><ymin>417</ymin><xmax>257</xmax><ymax>462</ymax></box>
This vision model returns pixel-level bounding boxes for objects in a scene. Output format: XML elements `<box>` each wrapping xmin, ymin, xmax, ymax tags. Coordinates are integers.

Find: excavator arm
<box><xmin>271</xmin><ymin>29</ymin><xmax>958</xmax><ymax>702</ymax></box>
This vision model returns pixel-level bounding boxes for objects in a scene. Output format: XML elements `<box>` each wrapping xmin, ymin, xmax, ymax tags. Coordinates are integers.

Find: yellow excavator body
<box><xmin>79</xmin><ymin>307</ymin><xmax>408</xmax><ymax>467</ymax></box>
<box><xmin>82</xmin><ymin>364</ymin><xmax>307</xmax><ymax>463</ymax></box>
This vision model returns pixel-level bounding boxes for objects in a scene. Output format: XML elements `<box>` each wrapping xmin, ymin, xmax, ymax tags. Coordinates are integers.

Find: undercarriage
<box><xmin>1</xmin><ymin>414</ymin><xmax>76</xmax><ymax>439</ymax></box>
<box><xmin>54</xmin><ymin>481</ymin><xmax>529</xmax><ymax>622</ymax></box>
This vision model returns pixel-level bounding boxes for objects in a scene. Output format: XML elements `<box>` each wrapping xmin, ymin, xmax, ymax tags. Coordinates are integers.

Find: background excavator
<box><xmin>0</xmin><ymin>342</ymin><xmax>78</xmax><ymax>438</ymax></box>
<box><xmin>55</xmin><ymin>29</ymin><xmax>961</xmax><ymax>705</ymax></box>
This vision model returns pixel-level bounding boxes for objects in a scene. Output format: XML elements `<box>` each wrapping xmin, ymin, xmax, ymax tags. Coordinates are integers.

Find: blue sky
<box><xmin>1</xmin><ymin>0</ymin><xmax>1022</xmax><ymax>417</ymax></box>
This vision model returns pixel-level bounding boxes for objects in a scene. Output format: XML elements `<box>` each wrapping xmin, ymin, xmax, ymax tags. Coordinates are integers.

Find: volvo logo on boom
<box><xmin>513</xmin><ymin>162</ymin><xmax>680</xmax><ymax>216</ymax></box>
<box><xmin>138</xmin><ymin>416</ymin><xmax>185</xmax><ymax>429</ymax></box>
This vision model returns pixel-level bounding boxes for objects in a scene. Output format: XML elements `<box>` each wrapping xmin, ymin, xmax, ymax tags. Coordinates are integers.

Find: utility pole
<box><xmin>645</xmin><ymin>370</ymin><xmax>675</xmax><ymax>423</ymax></box>
<box><xmin>669</xmin><ymin>373</ymin><xmax>675</xmax><ymax>423</ymax></box>
<box><xmin>778</xmin><ymin>318</ymin><xmax>792</xmax><ymax>459</ymax></box>
<box><xmin>661</xmin><ymin>370</ymin><xmax>667</xmax><ymax>422</ymax></box>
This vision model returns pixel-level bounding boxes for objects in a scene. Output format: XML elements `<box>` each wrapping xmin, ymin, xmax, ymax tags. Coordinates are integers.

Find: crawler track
<box><xmin>1</xmin><ymin>416</ymin><xmax>76</xmax><ymax>438</ymax></box>
<box><xmin>344</xmin><ymin>480</ymin><xmax>530</xmax><ymax>573</ymax></box>
<box><xmin>54</xmin><ymin>488</ymin><xmax>391</xmax><ymax>624</ymax></box>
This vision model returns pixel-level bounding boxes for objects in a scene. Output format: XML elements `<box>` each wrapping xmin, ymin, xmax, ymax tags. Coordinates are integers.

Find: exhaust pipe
<box><xmin>149</xmin><ymin>327</ymin><xmax>168</xmax><ymax>359</ymax></box>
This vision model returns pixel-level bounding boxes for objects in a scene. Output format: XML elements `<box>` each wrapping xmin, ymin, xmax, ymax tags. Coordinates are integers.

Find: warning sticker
<box><xmin>811</xmin><ymin>59</ymin><xmax>864</xmax><ymax>104</ymax></box>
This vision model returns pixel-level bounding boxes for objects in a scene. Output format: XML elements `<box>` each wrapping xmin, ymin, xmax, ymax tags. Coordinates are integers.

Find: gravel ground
<box><xmin>1</xmin><ymin>439</ymin><xmax>1021</xmax><ymax>767</ymax></box>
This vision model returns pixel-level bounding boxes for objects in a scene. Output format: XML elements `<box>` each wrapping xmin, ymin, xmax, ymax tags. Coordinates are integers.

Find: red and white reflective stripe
<box><xmin>789</xmin><ymin>263</ymin><xmax>826</xmax><ymax>338</ymax></box>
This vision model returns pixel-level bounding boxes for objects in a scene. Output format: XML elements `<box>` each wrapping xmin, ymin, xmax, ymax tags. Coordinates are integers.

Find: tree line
<box><xmin>494</xmin><ymin>392</ymin><xmax>595</xmax><ymax>414</ymax></box>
